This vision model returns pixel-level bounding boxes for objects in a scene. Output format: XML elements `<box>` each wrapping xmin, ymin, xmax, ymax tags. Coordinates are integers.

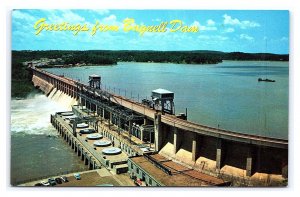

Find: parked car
<box><xmin>48</xmin><ymin>178</ymin><xmax>56</xmax><ymax>186</ymax></box>
<box><xmin>134</xmin><ymin>179</ymin><xmax>143</xmax><ymax>186</ymax></box>
<box><xmin>40</xmin><ymin>181</ymin><xmax>50</xmax><ymax>186</ymax></box>
<box><xmin>74</xmin><ymin>173</ymin><xmax>81</xmax><ymax>180</ymax></box>
<box><xmin>55</xmin><ymin>177</ymin><xmax>62</xmax><ymax>184</ymax></box>
<box><xmin>60</xmin><ymin>176</ymin><xmax>69</xmax><ymax>182</ymax></box>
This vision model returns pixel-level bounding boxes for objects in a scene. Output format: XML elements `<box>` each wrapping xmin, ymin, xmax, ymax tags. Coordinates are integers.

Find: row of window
<box><xmin>130</xmin><ymin>161</ymin><xmax>153</xmax><ymax>186</ymax></box>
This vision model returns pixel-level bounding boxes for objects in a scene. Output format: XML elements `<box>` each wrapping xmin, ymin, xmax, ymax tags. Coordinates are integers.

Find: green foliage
<box><xmin>11</xmin><ymin>50</ymin><xmax>289</xmax><ymax>98</ymax></box>
<box><xmin>64</xmin><ymin>52</ymin><xmax>116</xmax><ymax>65</ymax></box>
<box><xmin>11</xmin><ymin>52</ymin><xmax>35</xmax><ymax>98</ymax></box>
<box><xmin>223</xmin><ymin>52</ymin><xmax>289</xmax><ymax>61</ymax></box>
<box><xmin>11</xmin><ymin>80</ymin><xmax>36</xmax><ymax>98</ymax></box>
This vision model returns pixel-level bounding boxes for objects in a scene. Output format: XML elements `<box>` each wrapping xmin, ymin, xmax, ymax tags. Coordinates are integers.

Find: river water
<box><xmin>10</xmin><ymin>94</ymin><xmax>88</xmax><ymax>186</ymax></box>
<box><xmin>45</xmin><ymin>60</ymin><xmax>288</xmax><ymax>139</ymax></box>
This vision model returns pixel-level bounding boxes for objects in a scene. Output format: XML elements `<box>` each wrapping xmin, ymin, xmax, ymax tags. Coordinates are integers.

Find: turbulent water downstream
<box><xmin>10</xmin><ymin>90</ymin><xmax>87</xmax><ymax>185</ymax></box>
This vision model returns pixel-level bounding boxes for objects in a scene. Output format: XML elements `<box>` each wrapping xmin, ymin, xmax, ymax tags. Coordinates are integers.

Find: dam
<box><xmin>30</xmin><ymin>64</ymin><xmax>288</xmax><ymax>186</ymax></box>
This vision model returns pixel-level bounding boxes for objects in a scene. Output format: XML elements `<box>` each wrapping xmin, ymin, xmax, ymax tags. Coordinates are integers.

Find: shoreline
<box><xmin>32</xmin><ymin>59</ymin><xmax>289</xmax><ymax>69</ymax></box>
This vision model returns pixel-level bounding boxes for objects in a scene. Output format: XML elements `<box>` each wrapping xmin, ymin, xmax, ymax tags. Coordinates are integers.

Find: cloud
<box><xmin>152</xmin><ymin>18</ymin><xmax>161</xmax><ymax>22</ymax></box>
<box><xmin>223</xmin><ymin>14</ymin><xmax>240</xmax><ymax>25</ymax></box>
<box><xmin>207</xmin><ymin>19</ymin><xmax>215</xmax><ymax>26</ymax></box>
<box><xmin>191</xmin><ymin>21</ymin><xmax>200</xmax><ymax>27</ymax></box>
<box><xmin>215</xmin><ymin>35</ymin><xmax>229</xmax><ymax>41</ymax></box>
<box><xmin>197</xmin><ymin>35</ymin><xmax>210</xmax><ymax>40</ymax></box>
<box><xmin>45</xmin><ymin>10</ymin><xmax>85</xmax><ymax>23</ymax></box>
<box><xmin>223</xmin><ymin>14</ymin><xmax>260</xmax><ymax>29</ymax></box>
<box><xmin>61</xmin><ymin>10</ymin><xmax>85</xmax><ymax>22</ymax></box>
<box><xmin>13</xmin><ymin>10</ymin><xmax>36</xmax><ymax>22</ymax></box>
<box><xmin>84</xmin><ymin>10</ymin><xmax>110</xmax><ymax>22</ymax></box>
<box><xmin>102</xmin><ymin>14</ymin><xmax>124</xmax><ymax>27</ymax></box>
<box><xmin>103</xmin><ymin>14</ymin><xmax>117</xmax><ymax>23</ymax></box>
<box><xmin>200</xmin><ymin>26</ymin><xmax>217</xmax><ymax>31</ymax></box>
<box><xmin>100</xmin><ymin>14</ymin><xmax>125</xmax><ymax>29</ymax></box>
<box><xmin>89</xmin><ymin>9</ymin><xmax>110</xmax><ymax>15</ymax></box>
<box><xmin>191</xmin><ymin>21</ymin><xmax>217</xmax><ymax>31</ymax></box>
<box><xmin>240</xmin><ymin>34</ymin><xmax>254</xmax><ymax>41</ymax></box>
<box><xmin>224</xmin><ymin>27</ymin><xmax>235</xmax><ymax>33</ymax></box>
<box><xmin>198</xmin><ymin>35</ymin><xmax>228</xmax><ymax>41</ymax></box>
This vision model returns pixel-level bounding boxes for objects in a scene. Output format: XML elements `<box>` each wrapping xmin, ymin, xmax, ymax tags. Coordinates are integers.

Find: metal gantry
<box><xmin>76</xmin><ymin>81</ymin><xmax>145</xmax><ymax>139</ymax></box>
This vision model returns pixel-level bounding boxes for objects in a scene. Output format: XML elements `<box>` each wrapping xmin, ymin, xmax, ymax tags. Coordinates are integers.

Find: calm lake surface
<box><xmin>45</xmin><ymin>61</ymin><xmax>288</xmax><ymax>139</ymax></box>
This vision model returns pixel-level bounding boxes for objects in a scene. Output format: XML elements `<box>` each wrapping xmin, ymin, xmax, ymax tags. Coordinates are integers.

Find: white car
<box><xmin>74</xmin><ymin>173</ymin><xmax>81</xmax><ymax>180</ymax></box>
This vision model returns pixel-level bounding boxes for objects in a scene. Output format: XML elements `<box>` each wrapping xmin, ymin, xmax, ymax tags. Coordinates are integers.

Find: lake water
<box><xmin>45</xmin><ymin>61</ymin><xmax>288</xmax><ymax>139</ymax></box>
<box><xmin>10</xmin><ymin>94</ymin><xmax>88</xmax><ymax>185</ymax></box>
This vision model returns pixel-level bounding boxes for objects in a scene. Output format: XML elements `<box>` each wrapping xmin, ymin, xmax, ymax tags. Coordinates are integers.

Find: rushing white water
<box><xmin>48</xmin><ymin>88</ymin><xmax>78</xmax><ymax>110</ymax></box>
<box><xmin>11</xmin><ymin>89</ymin><xmax>77</xmax><ymax>135</ymax></box>
<box><xmin>11</xmin><ymin>90</ymin><xmax>85</xmax><ymax>185</ymax></box>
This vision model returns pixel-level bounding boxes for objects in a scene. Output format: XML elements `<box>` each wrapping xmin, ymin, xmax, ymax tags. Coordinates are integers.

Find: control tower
<box><xmin>151</xmin><ymin>88</ymin><xmax>175</xmax><ymax>115</ymax></box>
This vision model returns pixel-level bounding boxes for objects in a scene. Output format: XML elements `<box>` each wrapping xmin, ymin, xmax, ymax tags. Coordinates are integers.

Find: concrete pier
<box><xmin>173</xmin><ymin>127</ymin><xmax>181</xmax><ymax>154</ymax></box>
<box><xmin>246</xmin><ymin>147</ymin><xmax>254</xmax><ymax>177</ymax></box>
<box><xmin>216</xmin><ymin>139</ymin><xmax>224</xmax><ymax>172</ymax></box>
<box><xmin>192</xmin><ymin>133</ymin><xmax>199</xmax><ymax>162</ymax></box>
<box><xmin>154</xmin><ymin>113</ymin><xmax>162</xmax><ymax>152</ymax></box>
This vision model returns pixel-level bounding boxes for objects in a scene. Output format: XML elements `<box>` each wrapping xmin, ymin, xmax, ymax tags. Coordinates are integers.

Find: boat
<box><xmin>258</xmin><ymin>78</ymin><xmax>276</xmax><ymax>82</ymax></box>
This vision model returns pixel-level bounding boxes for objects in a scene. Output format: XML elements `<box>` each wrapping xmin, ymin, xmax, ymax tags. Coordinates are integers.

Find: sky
<box><xmin>12</xmin><ymin>10</ymin><xmax>289</xmax><ymax>54</ymax></box>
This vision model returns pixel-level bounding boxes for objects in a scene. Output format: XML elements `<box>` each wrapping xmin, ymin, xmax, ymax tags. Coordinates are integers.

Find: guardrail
<box><xmin>143</xmin><ymin>154</ymin><xmax>172</xmax><ymax>175</ymax></box>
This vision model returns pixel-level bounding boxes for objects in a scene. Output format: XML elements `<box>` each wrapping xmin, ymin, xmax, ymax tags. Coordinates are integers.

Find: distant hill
<box><xmin>11</xmin><ymin>50</ymin><xmax>289</xmax><ymax>98</ymax></box>
<box><xmin>12</xmin><ymin>50</ymin><xmax>289</xmax><ymax>66</ymax></box>
<box><xmin>222</xmin><ymin>52</ymin><xmax>288</xmax><ymax>61</ymax></box>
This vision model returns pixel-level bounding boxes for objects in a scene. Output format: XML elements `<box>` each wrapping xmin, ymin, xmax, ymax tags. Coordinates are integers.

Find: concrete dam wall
<box><xmin>30</xmin><ymin>67</ymin><xmax>288</xmax><ymax>186</ymax></box>
<box><xmin>32</xmin><ymin>75</ymin><xmax>54</xmax><ymax>95</ymax></box>
<box><xmin>158</xmin><ymin>124</ymin><xmax>287</xmax><ymax>183</ymax></box>
<box><xmin>32</xmin><ymin>74</ymin><xmax>77</xmax><ymax>110</ymax></box>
